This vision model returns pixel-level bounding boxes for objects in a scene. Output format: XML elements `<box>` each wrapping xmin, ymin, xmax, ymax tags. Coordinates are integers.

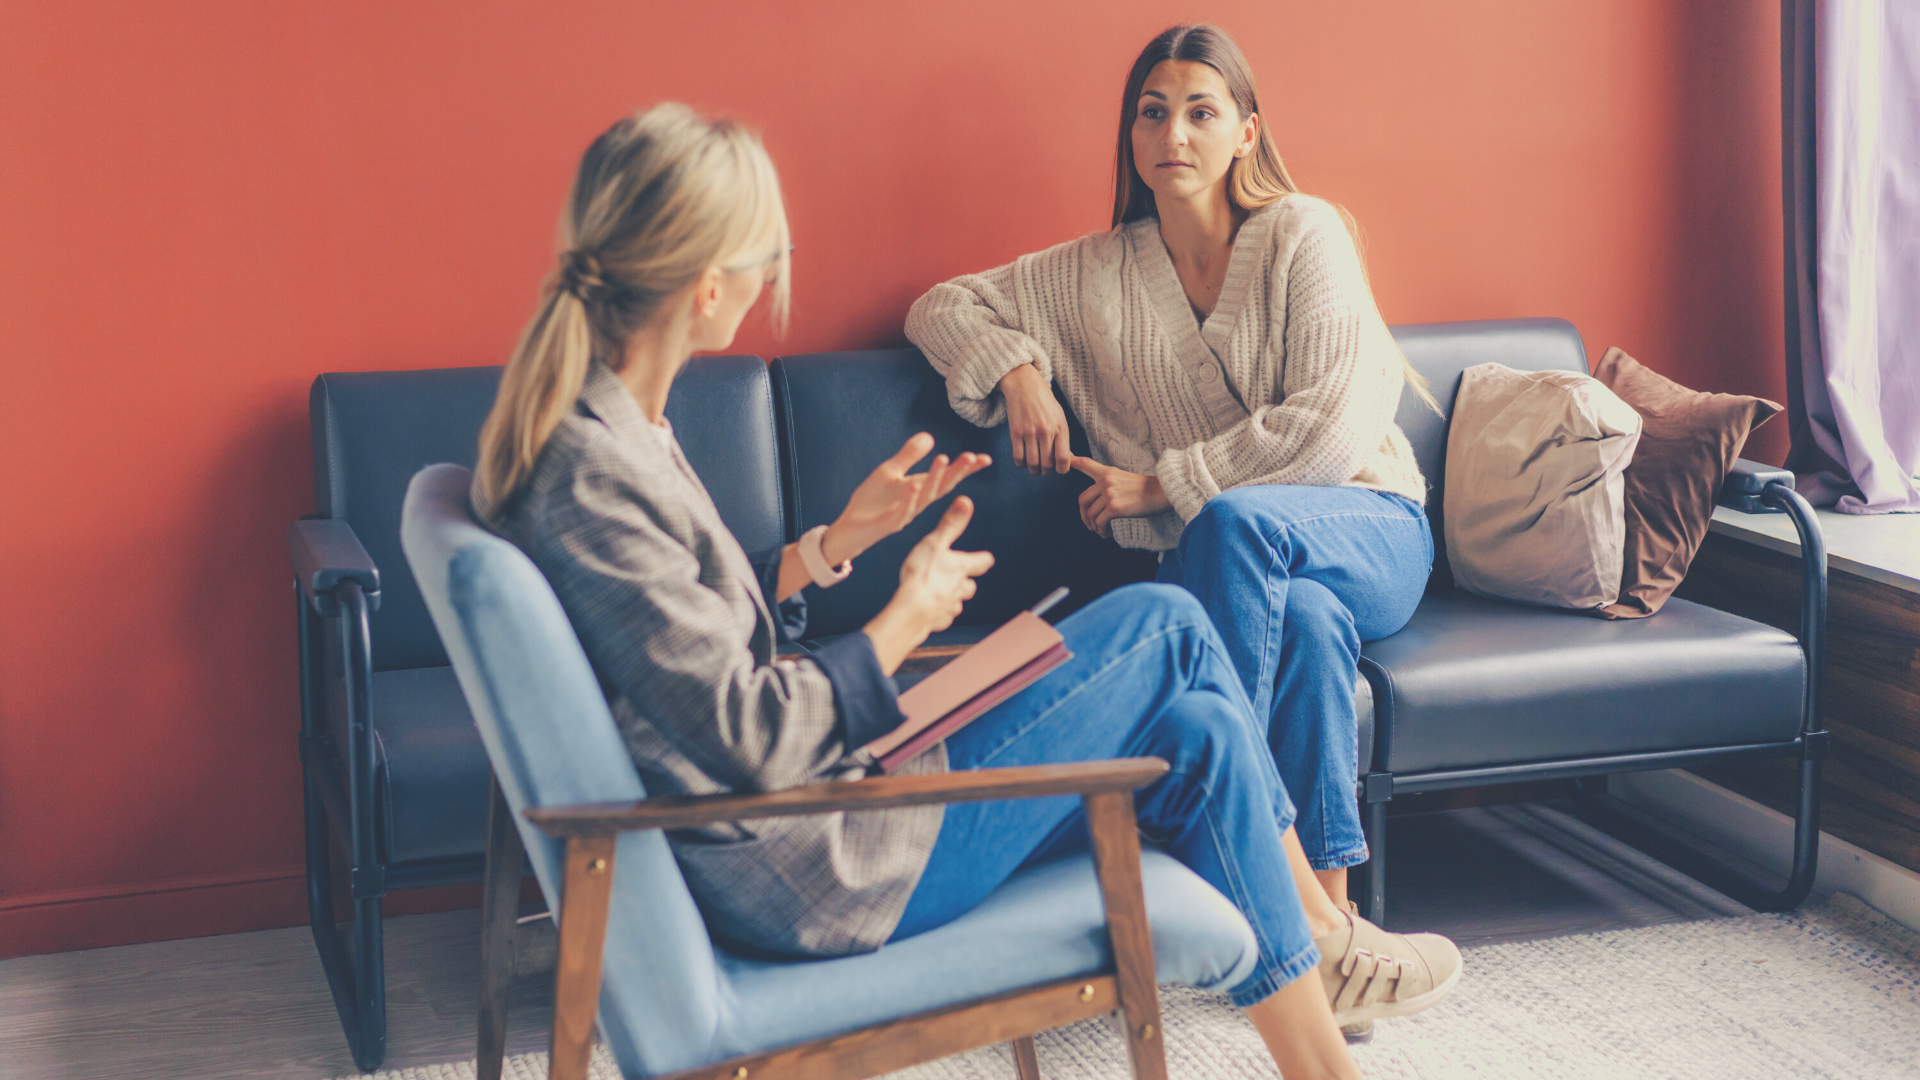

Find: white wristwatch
<box><xmin>798</xmin><ymin>524</ymin><xmax>852</xmax><ymax>588</ymax></box>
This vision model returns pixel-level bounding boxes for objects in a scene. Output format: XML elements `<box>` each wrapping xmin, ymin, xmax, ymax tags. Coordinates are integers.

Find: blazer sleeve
<box><xmin>537</xmin><ymin>456</ymin><xmax>900</xmax><ymax>792</ymax></box>
<box><xmin>1152</xmin><ymin>210</ymin><xmax>1407</xmax><ymax>520</ymax></box>
<box><xmin>745</xmin><ymin>544</ymin><xmax>808</xmax><ymax>645</ymax></box>
<box><xmin>744</xmin><ymin>545</ymin><xmax>904</xmax><ymax>752</ymax></box>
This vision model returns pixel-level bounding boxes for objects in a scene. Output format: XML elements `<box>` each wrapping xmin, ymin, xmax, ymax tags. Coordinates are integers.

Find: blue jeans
<box><xmin>1156</xmin><ymin>486</ymin><xmax>1431</xmax><ymax>871</ymax></box>
<box><xmin>889</xmin><ymin>585</ymin><xmax>1319</xmax><ymax>1007</ymax></box>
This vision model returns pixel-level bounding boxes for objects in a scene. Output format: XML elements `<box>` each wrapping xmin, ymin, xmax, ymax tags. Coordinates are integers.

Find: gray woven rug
<box><xmin>341</xmin><ymin>894</ymin><xmax>1920</xmax><ymax>1080</ymax></box>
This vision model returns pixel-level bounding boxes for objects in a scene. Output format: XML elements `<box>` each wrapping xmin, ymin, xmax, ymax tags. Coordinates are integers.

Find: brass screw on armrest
<box><xmin>1139</xmin><ymin>1023</ymin><xmax>1155</xmax><ymax>1041</ymax></box>
<box><xmin>731</xmin><ymin>1068</ymin><xmax>748</xmax><ymax>1080</ymax></box>
<box><xmin>1079</xmin><ymin>984</ymin><xmax>1095</xmax><ymax>1002</ymax></box>
<box><xmin>586</xmin><ymin>858</ymin><xmax>608</xmax><ymax>877</ymax></box>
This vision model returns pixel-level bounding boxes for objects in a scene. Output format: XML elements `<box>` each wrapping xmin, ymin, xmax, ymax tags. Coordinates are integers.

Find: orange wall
<box><xmin>0</xmin><ymin>1</ymin><xmax>1785</xmax><ymax>955</ymax></box>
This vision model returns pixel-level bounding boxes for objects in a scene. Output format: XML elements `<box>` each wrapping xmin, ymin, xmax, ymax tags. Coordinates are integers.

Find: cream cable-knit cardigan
<box><xmin>906</xmin><ymin>195</ymin><xmax>1425</xmax><ymax>552</ymax></box>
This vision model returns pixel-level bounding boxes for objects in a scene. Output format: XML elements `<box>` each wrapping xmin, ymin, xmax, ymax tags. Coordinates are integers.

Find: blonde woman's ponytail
<box><xmin>472</xmin><ymin>284</ymin><xmax>595</xmax><ymax>519</ymax></box>
<box><xmin>473</xmin><ymin>104</ymin><xmax>791</xmax><ymax>519</ymax></box>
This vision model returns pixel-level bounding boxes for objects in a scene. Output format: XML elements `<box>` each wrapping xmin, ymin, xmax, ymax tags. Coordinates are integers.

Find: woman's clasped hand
<box><xmin>1072</xmin><ymin>456</ymin><xmax>1172</xmax><ymax>538</ymax></box>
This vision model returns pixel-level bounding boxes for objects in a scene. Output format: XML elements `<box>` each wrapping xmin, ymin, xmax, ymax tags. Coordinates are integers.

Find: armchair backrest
<box><xmin>770</xmin><ymin>349</ymin><xmax>1159</xmax><ymax>636</ymax></box>
<box><xmin>1388</xmin><ymin>318</ymin><xmax>1589</xmax><ymax>584</ymax></box>
<box><xmin>311</xmin><ymin>356</ymin><xmax>781</xmax><ymax>671</ymax></box>
<box><xmin>400</xmin><ymin>463</ymin><xmax>725</xmax><ymax>1069</ymax></box>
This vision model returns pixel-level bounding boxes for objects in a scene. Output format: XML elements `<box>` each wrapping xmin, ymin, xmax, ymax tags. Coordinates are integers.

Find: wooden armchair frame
<box><xmin>478</xmin><ymin>758</ymin><xmax>1174</xmax><ymax>1080</ymax></box>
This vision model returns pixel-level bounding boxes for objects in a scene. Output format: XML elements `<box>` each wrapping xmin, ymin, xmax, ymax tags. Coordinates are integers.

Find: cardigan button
<box><xmin>1197</xmin><ymin>366</ymin><xmax>1219</xmax><ymax>383</ymax></box>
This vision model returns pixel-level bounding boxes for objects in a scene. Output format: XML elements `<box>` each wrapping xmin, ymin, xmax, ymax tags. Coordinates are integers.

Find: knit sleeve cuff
<box><xmin>1155</xmin><ymin>443</ymin><xmax>1223</xmax><ymax>522</ymax></box>
<box><xmin>947</xmin><ymin>336</ymin><xmax>1052</xmax><ymax>429</ymax></box>
<box><xmin>807</xmin><ymin>632</ymin><xmax>908</xmax><ymax>752</ymax></box>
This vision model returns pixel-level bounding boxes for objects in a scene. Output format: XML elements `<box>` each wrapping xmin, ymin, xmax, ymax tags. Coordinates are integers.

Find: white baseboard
<box><xmin>1611</xmin><ymin>768</ymin><xmax>1920</xmax><ymax>934</ymax></box>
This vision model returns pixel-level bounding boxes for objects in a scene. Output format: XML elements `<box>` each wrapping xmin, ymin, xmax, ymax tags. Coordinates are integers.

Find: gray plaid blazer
<box><xmin>487</xmin><ymin>362</ymin><xmax>945</xmax><ymax>957</ymax></box>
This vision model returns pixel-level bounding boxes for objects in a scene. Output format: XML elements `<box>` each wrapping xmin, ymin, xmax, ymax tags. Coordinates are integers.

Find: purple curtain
<box><xmin>1782</xmin><ymin>0</ymin><xmax>1920</xmax><ymax>514</ymax></box>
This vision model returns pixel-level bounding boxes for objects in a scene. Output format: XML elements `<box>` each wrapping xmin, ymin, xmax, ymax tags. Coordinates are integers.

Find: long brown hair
<box><xmin>473</xmin><ymin>104</ymin><xmax>791</xmax><ymax>518</ymax></box>
<box><xmin>1112</xmin><ymin>25</ymin><xmax>1438</xmax><ymax>412</ymax></box>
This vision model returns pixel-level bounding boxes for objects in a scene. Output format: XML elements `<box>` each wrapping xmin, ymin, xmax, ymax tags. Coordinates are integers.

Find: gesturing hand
<box><xmin>864</xmin><ymin>497</ymin><xmax>996</xmax><ymax>674</ymax></box>
<box><xmin>893</xmin><ymin>496</ymin><xmax>996</xmax><ymax>636</ymax></box>
<box><xmin>1072</xmin><ymin>457</ymin><xmax>1172</xmax><ymax>539</ymax></box>
<box><xmin>825</xmin><ymin>433</ymin><xmax>990</xmax><ymax>565</ymax></box>
<box><xmin>998</xmin><ymin>364</ymin><xmax>1072</xmax><ymax>476</ymax></box>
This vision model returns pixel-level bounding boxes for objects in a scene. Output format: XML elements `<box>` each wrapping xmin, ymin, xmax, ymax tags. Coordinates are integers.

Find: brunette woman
<box><xmin>475</xmin><ymin>103</ymin><xmax>1450</xmax><ymax>1078</ymax></box>
<box><xmin>907</xmin><ymin>25</ymin><xmax>1453</xmax><ymax>1033</ymax></box>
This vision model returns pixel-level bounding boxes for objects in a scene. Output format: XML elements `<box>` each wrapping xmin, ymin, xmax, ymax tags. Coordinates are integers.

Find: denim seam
<box><xmin>1249</xmin><ymin>534</ymin><xmax>1288</xmax><ymax>723</ymax></box>
<box><xmin>1253</xmin><ymin>510</ymin><xmax>1419</xmax><ymax>865</ymax></box>
<box><xmin>1193</xmin><ymin>772</ymin><xmax>1286</xmax><ymax>993</ymax></box>
<box><xmin>1184</xmin><ymin>766</ymin><xmax>1316</xmax><ymax>1006</ymax></box>
<box><xmin>1253</xmin><ymin>509</ymin><xmax>1431</xmax><ymax>545</ymax></box>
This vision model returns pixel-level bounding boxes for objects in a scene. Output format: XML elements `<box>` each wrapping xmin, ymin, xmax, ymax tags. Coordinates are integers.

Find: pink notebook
<box><xmin>864</xmin><ymin>611</ymin><xmax>1073</xmax><ymax>773</ymax></box>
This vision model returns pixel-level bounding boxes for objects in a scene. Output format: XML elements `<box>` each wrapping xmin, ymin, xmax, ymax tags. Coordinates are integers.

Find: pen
<box><xmin>1028</xmin><ymin>586</ymin><xmax>1070</xmax><ymax>619</ymax></box>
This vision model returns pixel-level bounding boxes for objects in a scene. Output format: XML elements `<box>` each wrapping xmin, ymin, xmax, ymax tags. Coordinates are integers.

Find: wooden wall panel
<box><xmin>1675</xmin><ymin>532</ymin><xmax>1920</xmax><ymax>874</ymax></box>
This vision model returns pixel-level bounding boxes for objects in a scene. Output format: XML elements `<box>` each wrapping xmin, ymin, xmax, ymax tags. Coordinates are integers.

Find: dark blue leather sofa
<box><xmin>289</xmin><ymin>318</ymin><xmax>1826</xmax><ymax>1070</ymax></box>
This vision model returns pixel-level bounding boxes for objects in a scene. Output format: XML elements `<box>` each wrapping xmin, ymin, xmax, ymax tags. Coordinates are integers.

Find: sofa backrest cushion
<box><xmin>1389</xmin><ymin>318</ymin><xmax>1589</xmax><ymax>585</ymax></box>
<box><xmin>312</xmin><ymin>356</ymin><xmax>779</xmax><ymax>671</ymax></box>
<box><xmin>771</xmin><ymin>350</ymin><xmax>1159</xmax><ymax>638</ymax></box>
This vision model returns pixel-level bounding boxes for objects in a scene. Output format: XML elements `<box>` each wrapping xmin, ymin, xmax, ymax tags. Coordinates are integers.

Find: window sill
<box><xmin>1710</xmin><ymin>504</ymin><xmax>1920</xmax><ymax>595</ymax></box>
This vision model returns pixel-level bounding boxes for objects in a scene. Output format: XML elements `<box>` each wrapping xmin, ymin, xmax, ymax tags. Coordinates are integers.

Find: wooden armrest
<box><xmin>523</xmin><ymin>758</ymin><xmax>1169</xmax><ymax>838</ymax></box>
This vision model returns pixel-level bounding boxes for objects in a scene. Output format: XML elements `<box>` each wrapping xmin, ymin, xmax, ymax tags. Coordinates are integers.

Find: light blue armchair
<box><xmin>400</xmin><ymin>464</ymin><xmax>1260</xmax><ymax>1080</ymax></box>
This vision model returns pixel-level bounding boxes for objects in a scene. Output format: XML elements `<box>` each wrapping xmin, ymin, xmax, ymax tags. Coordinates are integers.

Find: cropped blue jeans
<box><xmin>888</xmin><ymin>584</ymin><xmax>1320</xmax><ymax>1007</ymax></box>
<box><xmin>1156</xmin><ymin>485</ymin><xmax>1432</xmax><ymax>871</ymax></box>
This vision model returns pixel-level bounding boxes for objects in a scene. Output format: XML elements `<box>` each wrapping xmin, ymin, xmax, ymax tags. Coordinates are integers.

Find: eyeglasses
<box><xmin>725</xmin><ymin>243</ymin><xmax>794</xmax><ymax>285</ymax></box>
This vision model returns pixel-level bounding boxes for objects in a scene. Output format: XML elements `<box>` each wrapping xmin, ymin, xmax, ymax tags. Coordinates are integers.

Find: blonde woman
<box><xmin>474</xmin><ymin>103</ymin><xmax>1453</xmax><ymax>1079</ymax></box>
<box><xmin>907</xmin><ymin>24</ymin><xmax>1441</xmax><ymax>985</ymax></box>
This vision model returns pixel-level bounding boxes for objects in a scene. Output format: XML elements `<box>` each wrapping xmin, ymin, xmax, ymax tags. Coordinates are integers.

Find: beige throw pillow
<box><xmin>1444</xmin><ymin>363</ymin><xmax>1644</xmax><ymax>609</ymax></box>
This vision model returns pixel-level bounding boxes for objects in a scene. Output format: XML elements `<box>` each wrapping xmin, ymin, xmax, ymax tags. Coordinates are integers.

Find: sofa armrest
<box><xmin>1712</xmin><ymin>460</ymin><xmax>1827</xmax><ymax>736</ymax></box>
<box><xmin>1719</xmin><ymin>457</ymin><xmax>1796</xmax><ymax>514</ymax></box>
<box><xmin>523</xmin><ymin>758</ymin><xmax>1169</xmax><ymax>837</ymax></box>
<box><xmin>290</xmin><ymin>518</ymin><xmax>382</xmax><ymax>617</ymax></box>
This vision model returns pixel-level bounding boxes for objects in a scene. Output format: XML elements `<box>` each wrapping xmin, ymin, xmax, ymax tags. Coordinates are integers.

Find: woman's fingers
<box><xmin>1033</xmin><ymin>424</ymin><xmax>1055</xmax><ymax>474</ymax></box>
<box><xmin>933</xmin><ymin>452</ymin><xmax>989</xmax><ymax>500</ymax></box>
<box><xmin>926</xmin><ymin>495</ymin><xmax>974</xmax><ymax>547</ymax></box>
<box><xmin>1085</xmin><ymin>492</ymin><xmax>1110</xmax><ymax>533</ymax></box>
<box><xmin>1070</xmin><ymin>456</ymin><xmax>1108</xmax><ymax>479</ymax></box>
<box><xmin>951</xmin><ymin>548</ymin><xmax>995</xmax><ymax>578</ymax></box>
<box><xmin>883</xmin><ymin>432</ymin><xmax>936</xmax><ymax>475</ymax></box>
<box><xmin>915</xmin><ymin>455</ymin><xmax>948</xmax><ymax>515</ymax></box>
<box><xmin>1049</xmin><ymin>425</ymin><xmax>1073</xmax><ymax>474</ymax></box>
<box><xmin>1077</xmin><ymin>480</ymin><xmax>1104</xmax><ymax>531</ymax></box>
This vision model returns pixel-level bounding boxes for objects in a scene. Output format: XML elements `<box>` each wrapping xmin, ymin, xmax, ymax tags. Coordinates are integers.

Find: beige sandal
<box><xmin>1335</xmin><ymin>903</ymin><xmax>1375</xmax><ymax>1042</ymax></box>
<box><xmin>1316</xmin><ymin>904</ymin><xmax>1462</xmax><ymax>1027</ymax></box>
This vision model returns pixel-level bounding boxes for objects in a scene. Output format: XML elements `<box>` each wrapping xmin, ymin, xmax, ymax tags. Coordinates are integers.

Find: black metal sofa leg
<box><xmin>299</xmin><ymin>581</ymin><xmax>388</xmax><ymax>1072</ymax></box>
<box><xmin>1361</xmin><ymin>800</ymin><xmax>1388</xmax><ymax>927</ymax></box>
<box><xmin>303</xmin><ymin>772</ymin><xmax>388</xmax><ymax>1071</ymax></box>
<box><xmin>1570</xmin><ymin>756</ymin><xmax>1823</xmax><ymax>913</ymax></box>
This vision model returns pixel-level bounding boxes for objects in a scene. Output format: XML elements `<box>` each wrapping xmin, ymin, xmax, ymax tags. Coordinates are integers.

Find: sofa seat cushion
<box><xmin>671</xmin><ymin>849</ymin><xmax>1256</xmax><ymax>1067</ymax></box>
<box><xmin>370</xmin><ymin>665</ymin><xmax>491</xmax><ymax>864</ymax></box>
<box><xmin>1362</xmin><ymin>590</ymin><xmax>1804</xmax><ymax>775</ymax></box>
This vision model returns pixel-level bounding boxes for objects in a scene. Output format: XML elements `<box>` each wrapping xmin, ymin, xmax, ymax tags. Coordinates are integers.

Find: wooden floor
<box><xmin>0</xmin><ymin>801</ymin><xmax>1752</xmax><ymax>1080</ymax></box>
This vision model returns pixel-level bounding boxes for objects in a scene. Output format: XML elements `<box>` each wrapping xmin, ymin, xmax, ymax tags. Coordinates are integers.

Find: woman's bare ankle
<box><xmin>1308</xmin><ymin>906</ymin><xmax>1349</xmax><ymax>941</ymax></box>
<box><xmin>1243</xmin><ymin>974</ymin><xmax>1365</xmax><ymax>1079</ymax></box>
